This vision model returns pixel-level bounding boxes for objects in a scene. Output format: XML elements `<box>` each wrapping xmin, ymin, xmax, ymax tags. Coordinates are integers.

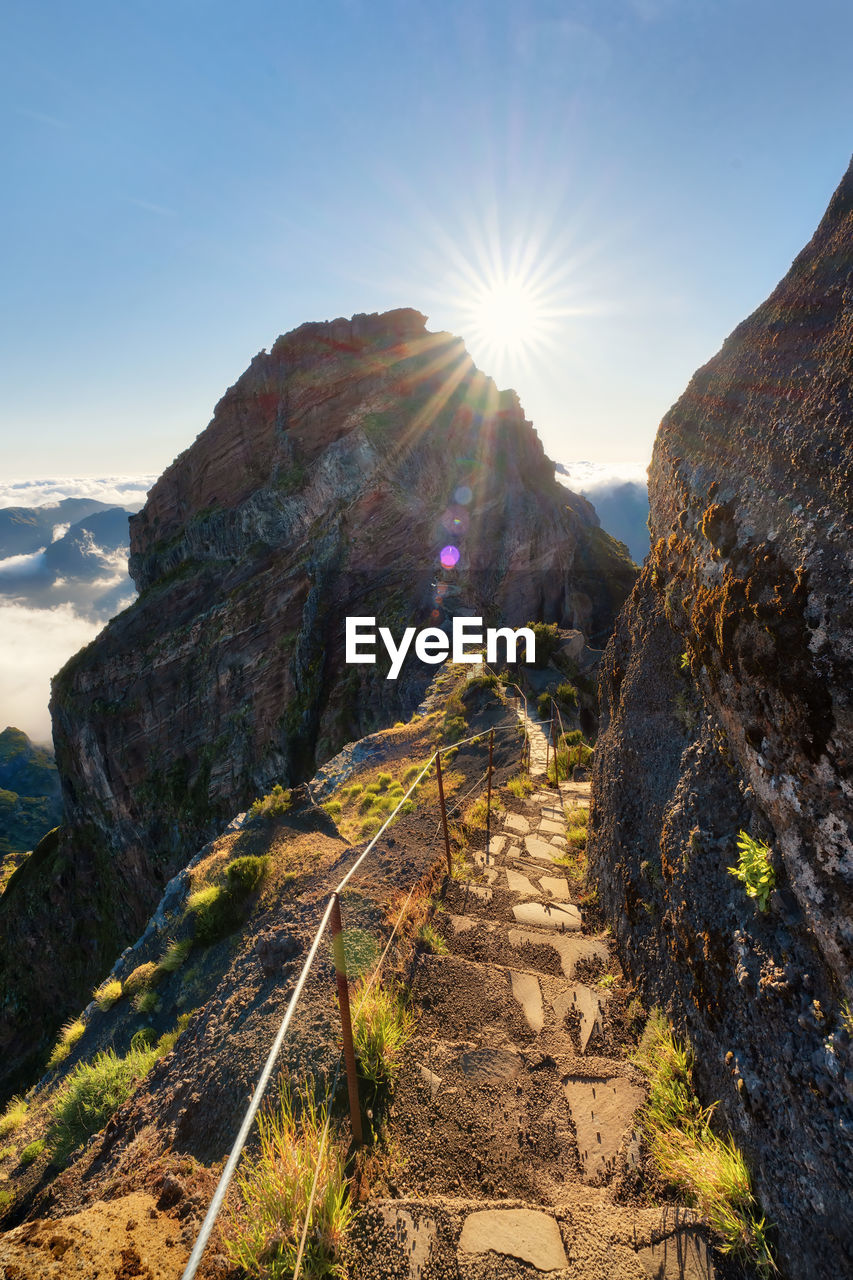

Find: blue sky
<box><xmin>3</xmin><ymin>0</ymin><xmax>853</xmax><ymax>476</ymax></box>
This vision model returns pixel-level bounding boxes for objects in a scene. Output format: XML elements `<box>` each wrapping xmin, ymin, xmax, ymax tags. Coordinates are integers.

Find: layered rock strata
<box><xmin>0</xmin><ymin>309</ymin><xmax>635</xmax><ymax>1097</ymax></box>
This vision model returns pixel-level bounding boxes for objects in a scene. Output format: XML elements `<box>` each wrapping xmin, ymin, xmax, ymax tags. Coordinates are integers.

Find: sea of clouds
<box><xmin>0</xmin><ymin>477</ymin><xmax>154</xmax><ymax>744</ymax></box>
<box><xmin>556</xmin><ymin>460</ymin><xmax>650</xmax><ymax>565</ymax></box>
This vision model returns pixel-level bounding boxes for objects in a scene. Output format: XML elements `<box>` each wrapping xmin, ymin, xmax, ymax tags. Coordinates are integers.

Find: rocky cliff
<box><xmin>0</xmin><ymin>308</ymin><xmax>635</xmax><ymax>1098</ymax></box>
<box><xmin>590</xmin><ymin>161</ymin><xmax>853</xmax><ymax>1275</ymax></box>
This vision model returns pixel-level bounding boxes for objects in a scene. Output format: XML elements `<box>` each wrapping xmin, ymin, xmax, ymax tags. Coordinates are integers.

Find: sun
<box><xmin>465</xmin><ymin>272</ymin><xmax>554</xmax><ymax>365</ymax></box>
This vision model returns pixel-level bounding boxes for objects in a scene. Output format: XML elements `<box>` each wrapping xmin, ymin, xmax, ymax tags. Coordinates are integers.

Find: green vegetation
<box><xmin>0</xmin><ymin>1096</ymin><xmax>27</xmax><ymax>1139</ymax></box>
<box><xmin>222</xmin><ymin>1083</ymin><xmax>353</xmax><ymax>1280</ymax></box>
<box><xmin>506</xmin><ymin>772</ymin><xmax>534</xmax><ymax>799</ymax></box>
<box><xmin>248</xmin><ymin>783</ymin><xmax>292</xmax><ymax>820</ymax></box>
<box><xmin>525</xmin><ymin>621</ymin><xmax>561</xmax><ymax>668</ymax></box>
<box><xmin>19</xmin><ymin>1138</ymin><xmax>45</xmax><ymax>1166</ymax></box>
<box><xmin>46</xmin><ymin>1017</ymin><xmax>85</xmax><ymax>1070</ymax></box>
<box><xmin>634</xmin><ymin>1012</ymin><xmax>775</xmax><ymax>1274</ymax></box>
<box><xmin>352</xmin><ymin>980</ymin><xmax>415</xmax><ymax>1089</ymax></box>
<box><xmin>728</xmin><ymin>832</ymin><xmax>776</xmax><ymax>911</ymax></box>
<box><xmin>158</xmin><ymin>938</ymin><xmax>192</xmax><ymax>974</ymax></box>
<box><xmin>93</xmin><ymin>978</ymin><xmax>123</xmax><ymax>1010</ymax></box>
<box><xmin>547</xmin><ymin>734</ymin><xmax>593</xmax><ymax>784</ymax></box>
<box><xmin>186</xmin><ymin>855</ymin><xmax>269</xmax><ymax>945</ymax></box>
<box><xmin>416</xmin><ymin>921</ymin><xmax>448</xmax><ymax>955</ymax></box>
<box><xmin>49</xmin><ymin>1044</ymin><xmax>159</xmax><ymax>1163</ymax></box>
<box><xmin>123</xmin><ymin>962</ymin><xmax>159</xmax><ymax>999</ymax></box>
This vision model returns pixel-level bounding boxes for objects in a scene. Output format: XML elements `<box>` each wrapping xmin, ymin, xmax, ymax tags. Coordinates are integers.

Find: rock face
<box><xmin>0</xmin><ymin>308</ymin><xmax>635</xmax><ymax>1098</ymax></box>
<box><xmin>590</xmin><ymin>161</ymin><xmax>853</xmax><ymax>1275</ymax></box>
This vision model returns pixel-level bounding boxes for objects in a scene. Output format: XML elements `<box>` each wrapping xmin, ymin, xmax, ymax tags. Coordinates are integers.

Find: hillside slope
<box><xmin>0</xmin><ymin>309</ymin><xmax>636</xmax><ymax>1103</ymax></box>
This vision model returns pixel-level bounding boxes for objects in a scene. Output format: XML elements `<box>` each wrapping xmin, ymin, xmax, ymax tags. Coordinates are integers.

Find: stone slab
<box><xmin>488</xmin><ymin>835</ymin><xmax>506</xmax><ymax>857</ymax></box>
<box><xmin>637</xmin><ymin>1228</ymin><xmax>716</xmax><ymax>1279</ymax></box>
<box><xmin>458</xmin><ymin>1208</ymin><xmax>567</xmax><ymax>1271</ymax></box>
<box><xmin>509</xmin><ymin>970</ymin><xmax>544</xmax><ymax>1033</ymax></box>
<box><xmin>379</xmin><ymin>1206</ymin><xmax>437</xmax><ymax>1280</ymax></box>
<box><xmin>503</xmin><ymin>812</ymin><xmax>531</xmax><ymax>835</ymax></box>
<box><xmin>550</xmin><ymin>835</ymin><xmax>568</xmax><ymax>848</ymax></box>
<box><xmin>449</xmin><ymin>914</ymin><xmax>477</xmax><ymax>934</ymax></box>
<box><xmin>506</xmin><ymin>868</ymin><xmax>538</xmax><ymax>895</ymax></box>
<box><xmin>563</xmin><ymin>1076</ymin><xmax>646</xmax><ymax>1180</ymax></box>
<box><xmin>538</xmin><ymin>818</ymin><xmax>565</xmax><ymax>836</ymax></box>
<box><xmin>538</xmin><ymin>875</ymin><xmax>571</xmax><ymax>901</ymax></box>
<box><xmin>509</xmin><ymin>931</ymin><xmax>609</xmax><ymax>980</ymax></box>
<box><xmin>417</xmin><ymin>1064</ymin><xmax>442</xmax><ymax>1098</ymax></box>
<box><xmin>524</xmin><ymin>835</ymin><xmax>562</xmax><ymax>863</ymax></box>
<box><xmin>573</xmin><ymin>983</ymin><xmax>604</xmax><ymax>1053</ymax></box>
<box><xmin>457</xmin><ymin>1046</ymin><xmax>521</xmax><ymax>1083</ymax></box>
<box><xmin>464</xmin><ymin>884</ymin><xmax>493</xmax><ymax>902</ymax></box>
<box><xmin>512</xmin><ymin>901</ymin><xmax>582</xmax><ymax>931</ymax></box>
<box><xmin>540</xmin><ymin>806</ymin><xmax>564</xmax><ymax>822</ymax></box>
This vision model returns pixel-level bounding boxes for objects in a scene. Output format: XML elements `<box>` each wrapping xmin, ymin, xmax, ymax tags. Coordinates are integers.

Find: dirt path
<box><xmin>349</xmin><ymin>762</ymin><xmax>718</xmax><ymax>1278</ymax></box>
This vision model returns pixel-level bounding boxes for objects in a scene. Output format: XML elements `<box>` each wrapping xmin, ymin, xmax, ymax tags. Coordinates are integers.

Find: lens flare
<box><xmin>440</xmin><ymin>545</ymin><xmax>460</xmax><ymax>569</ymax></box>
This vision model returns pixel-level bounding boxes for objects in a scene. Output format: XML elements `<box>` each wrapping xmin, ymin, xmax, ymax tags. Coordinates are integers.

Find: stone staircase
<box><xmin>348</xmin><ymin>778</ymin><xmax>717</xmax><ymax>1279</ymax></box>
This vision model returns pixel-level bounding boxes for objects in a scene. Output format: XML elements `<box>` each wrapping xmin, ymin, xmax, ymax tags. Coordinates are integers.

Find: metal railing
<box><xmin>180</xmin><ymin>716</ymin><xmax>520</xmax><ymax>1280</ymax></box>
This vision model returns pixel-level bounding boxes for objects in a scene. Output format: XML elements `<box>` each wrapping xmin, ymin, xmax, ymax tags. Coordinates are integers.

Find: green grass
<box><xmin>123</xmin><ymin>961</ymin><xmax>159</xmax><ymax>998</ymax></box>
<box><xmin>416</xmin><ymin>922</ymin><xmax>448</xmax><ymax>955</ymax></box>
<box><xmin>48</xmin><ymin>1044</ymin><xmax>158</xmax><ymax>1164</ymax></box>
<box><xmin>222</xmin><ymin>1083</ymin><xmax>353</xmax><ymax>1279</ymax></box>
<box><xmin>342</xmin><ymin>929</ymin><xmax>380</xmax><ymax>979</ymax></box>
<box><xmin>158</xmin><ymin>938</ymin><xmax>192</xmax><ymax>974</ymax></box>
<box><xmin>93</xmin><ymin>978</ymin><xmax>123</xmax><ymax>1011</ymax></box>
<box><xmin>186</xmin><ymin>856</ymin><xmax>269</xmax><ymax>945</ymax></box>
<box><xmin>248</xmin><ymin>783</ymin><xmax>292</xmax><ymax>820</ymax></box>
<box><xmin>506</xmin><ymin>773</ymin><xmax>534</xmax><ymax>799</ymax></box>
<box><xmin>728</xmin><ymin>831</ymin><xmax>775</xmax><ymax>911</ymax></box>
<box><xmin>323</xmin><ymin>800</ymin><xmax>342</xmax><ymax>816</ymax></box>
<box><xmin>0</xmin><ymin>1096</ymin><xmax>28</xmax><ymax>1139</ymax></box>
<box><xmin>19</xmin><ymin>1139</ymin><xmax>45</xmax><ymax>1166</ymax></box>
<box><xmin>352</xmin><ymin>981</ymin><xmax>415</xmax><ymax>1089</ymax></box>
<box><xmin>634</xmin><ymin>1012</ymin><xmax>775</xmax><ymax>1274</ymax></box>
<box><xmin>46</xmin><ymin>1017</ymin><xmax>86</xmax><ymax>1070</ymax></box>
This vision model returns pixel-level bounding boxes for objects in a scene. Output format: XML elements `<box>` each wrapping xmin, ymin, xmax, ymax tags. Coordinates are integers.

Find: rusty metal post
<box><xmin>545</xmin><ymin>706</ymin><xmax>551</xmax><ymax>781</ymax></box>
<box><xmin>436</xmin><ymin>750</ymin><xmax>452</xmax><ymax>877</ymax></box>
<box><xmin>485</xmin><ymin>728</ymin><xmax>494</xmax><ymax>857</ymax></box>
<box><xmin>329</xmin><ymin>893</ymin><xmax>363</xmax><ymax>1146</ymax></box>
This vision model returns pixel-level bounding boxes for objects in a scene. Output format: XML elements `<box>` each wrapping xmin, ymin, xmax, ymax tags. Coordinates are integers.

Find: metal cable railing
<box><xmin>181</xmin><ymin>710</ymin><xmax>516</xmax><ymax>1280</ymax></box>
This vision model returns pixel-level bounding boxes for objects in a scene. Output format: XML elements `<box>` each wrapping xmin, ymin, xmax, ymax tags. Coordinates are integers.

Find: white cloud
<box><xmin>0</xmin><ymin>602</ymin><xmax>104</xmax><ymax>744</ymax></box>
<box><xmin>0</xmin><ymin>549</ymin><xmax>48</xmax><ymax>579</ymax></box>
<box><xmin>0</xmin><ymin>475</ymin><xmax>156</xmax><ymax>511</ymax></box>
<box><xmin>557</xmin><ymin>460</ymin><xmax>649</xmax><ymax>493</ymax></box>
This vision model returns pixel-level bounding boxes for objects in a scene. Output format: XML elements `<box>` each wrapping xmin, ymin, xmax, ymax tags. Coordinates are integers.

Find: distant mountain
<box><xmin>556</xmin><ymin>462</ymin><xmax>649</xmax><ymax>565</ymax></box>
<box><xmin>0</xmin><ymin>727</ymin><xmax>61</xmax><ymax>868</ymax></box>
<box><xmin>0</xmin><ymin>502</ymin><xmax>134</xmax><ymax>622</ymax></box>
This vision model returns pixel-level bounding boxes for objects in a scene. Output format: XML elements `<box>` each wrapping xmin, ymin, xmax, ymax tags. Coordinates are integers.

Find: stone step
<box><xmin>348</xmin><ymin>1198</ymin><xmax>716</xmax><ymax>1280</ymax></box>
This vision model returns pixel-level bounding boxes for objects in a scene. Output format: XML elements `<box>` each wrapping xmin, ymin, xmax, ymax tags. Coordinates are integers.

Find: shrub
<box><xmin>442</xmin><ymin>714</ymin><xmax>467</xmax><ymax>743</ymax></box>
<box><xmin>323</xmin><ymin>800</ymin><xmax>342</xmax><ymax>816</ymax></box>
<box><xmin>93</xmin><ymin>978</ymin><xmax>123</xmax><ymax>1011</ymax></box>
<box><xmin>49</xmin><ymin>1045</ymin><xmax>157</xmax><ymax>1164</ymax></box>
<box><xmin>634</xmin><ymin>1012</ymin><xmax>774</xmax><ymax>1273</ymax></box>
<box><xmin>555</xmin><ymin>682</ymin><xmax>578</xmax><ymax>709</ymax></box>
<box><xmin>358</xmin><ymin>793</ymin><xmax>376</xmax><ymax>815</ymax></box>
<box><xmin>566</xmin><ymin>825</ymin><xmax>587</xmax><ymax>850</ymax></box>
<box><xmin>728</xmin><ymin>832</ymin><xmax>775</xmax><ymax>911</ymax></box>
<box><xmin>47</xmin><ymin>1017</ymin><xmax>85</xmax><ymax>1070</ymax></box>
<box><xmin>377</xmin><ymin>772</ymin><xmax>393</xmax><ymax>790</ymax></box>
<box><xmin>526</xmin><ymin>621</ymin><xmax>561</xmax><ymax>668</ymax></box>
<box><xmin>19</xmin><ymin>1139</ymin><xmax>45</xmax><ymax>1166</ymax></box>
<box><xmin>187</xmin><ymin>857</ymin><xmax>269</xmax><ymax>945</ymax></box>
<box><xmin>465</xmin><ymin>672</ymin><xmax>500</xmax><ymax>692</ymax></box>
<box><xmin>572</xmin><ymin>806</ymin><xmax>589</xmax><ymax>827</ymax></box>
<box><xmin>123</xmin><ymin>962</ymin><xmax>159</xmax><ymax>999</ymax></box>
<box><xmin>248</xmin><ymin>784</ymin><xmax>292</xmax><ymax>820</ymax></box>
<box><xmin>134</xmin><ymin>989</ymin><xmax>160</xmax><ymax>1016</ymax></box>
<box><xmin>222</xmin><ymin>1083</ymin><xmax>353</xmax><ymax>1280</ymax></box>
<box><xmin>537</xmin><ymin>691</ymin><xmax>552</xmax><ymax>719</ymax></box>
<box><xmin>352</xmin><ymin>981</ymin><xmax>415</xmax><ymax>1089</ymax></box>
<box><xmin>507</xmin><ymin>773</ymin><xmax>534</xmax><ymax>798</ymax></box>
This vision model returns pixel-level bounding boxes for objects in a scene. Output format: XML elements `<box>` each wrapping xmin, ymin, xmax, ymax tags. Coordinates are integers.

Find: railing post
<box><xmin>545</xmin><ymin>713</ymin><xmax>551</xmax><ymax>781</ymax></box>
<box><xmin>436</xmin><ymin>749</ymin><xmax>452</xmax><ymax>878</ymax></box>
<box><xmin>329</xmin><ymin>893</ymin><xmax>363</xmax><ymax>1146</ymax></box>
<box><xmin>485</xmin><ymin>728</ymin><xmax>494</xmax><ymax>859</ymax></box>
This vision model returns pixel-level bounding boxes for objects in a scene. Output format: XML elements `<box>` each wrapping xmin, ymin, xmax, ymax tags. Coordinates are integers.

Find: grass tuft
<box><xmin>634</xmin><ymin>1012</ymin><xmax>775</xmax><ymax>1273</ymax></box>
<box><xmin>222</xmin><ymin>1082</ymin><xmax>353</xmax><ymax>1279</ymax></box>
<box><xmin>47</xmin><ymin>1017</ymin><xmax>86</xmax><ymax>1070</ymax></box>
<box><xmin>19</xmin><ymin>1139</ymin><xmax>45</xmax><ymax>1166</ymax></box>
<box><xmin>352</xmin><ymin>981</ymin><xmax>415</xmax><ymax>1089</ymax></box>
<box><xmin>248</xmin><ymin>784</ymin><xmax>292</xmax><ymax>821</ymax></box>
<box><xmin>728</xmin><ymin>831</ymin><xmax>775</xmax><ymax>911</ymax></box>
<box><xmin>0</xmin><ymin>1096</ymin><xmax>28</xmax><ymax>1139</ymax></box>
<box><xmin>48</xmin><ymin>1044</ymin><xmax>158</xmax><ymax>1164</ymax></box>
<box><xmin>93</xmin><ymin>978</ymin><xmax>123</xmax><ymax>1011</ymax></box>
<box><xmin>158</xmin><ymin>938</ymin><xmax>192</xmax><ymax>974</ymax></box>
<box><xmin>506</xmin><ymin>772</ymin><xmax>534</xmax><ymax>798</ymax></box>
<box><xmin>415</xmin><ymin>922</ymin><xmax>448</xmax><ymax>955</ymax></box>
